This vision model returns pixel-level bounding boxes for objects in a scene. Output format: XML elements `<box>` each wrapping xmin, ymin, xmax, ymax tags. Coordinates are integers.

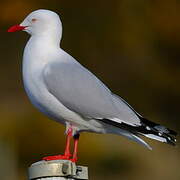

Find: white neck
<box><xmin>32</xmin><ymin>26</ymin><xmax>62</xmax><ymax>47</ymax></box>
<box><xmin>23</xmin><ymin>35</ymin><xmax>61</xmax><ymax>73</ymax></box>
<box><xmin>31</xmin><ymin>34</ymin><xmax>61</xmax><ymax>48</ymax></box>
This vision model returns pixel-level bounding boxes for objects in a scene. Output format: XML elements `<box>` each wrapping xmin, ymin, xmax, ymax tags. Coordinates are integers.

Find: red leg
<box><xmin>64</xmin><ymin>128</ymin><xmax>72</xmax><ymax>157</ymax></box>
<box><xmin>42</xmin><ymin>128</ymin><xmax>73</xmax><ymax>161</ymax></box>
<box><xmin>71</xmin><ymin>134</ymin><xmax>80</xmax><ymax>163</ymax></box>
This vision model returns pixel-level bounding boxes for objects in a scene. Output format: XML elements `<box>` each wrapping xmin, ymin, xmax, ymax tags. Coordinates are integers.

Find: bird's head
<box><xmin>8</xmin><ymin>9</ymin><xmax>62</xmax><ymax>37</ymax></box>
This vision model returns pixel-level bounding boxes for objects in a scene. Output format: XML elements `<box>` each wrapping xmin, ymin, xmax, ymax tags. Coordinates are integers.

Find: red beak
<box><xmin>7</xmin><ymin>24</ymin><xmax>27</xmax><ymax>32</ymax></box>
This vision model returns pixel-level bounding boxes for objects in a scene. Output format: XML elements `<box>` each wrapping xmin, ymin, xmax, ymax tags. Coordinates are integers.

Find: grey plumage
<box><xmin>43</xmin><ymin>58</ymin><xmax>141</xmax><ymax>126</ymax></box>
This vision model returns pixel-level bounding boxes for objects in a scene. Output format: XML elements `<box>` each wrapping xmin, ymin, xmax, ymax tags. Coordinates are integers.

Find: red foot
<box><xmin>70</xmin><ymin>158</ymin><xmax>77</xmax><ymax>163</ymax></box>
<box><xmin>42</xmin><ymin>154</ymin><xmax>71</xmax><ymax>161</ymax></box>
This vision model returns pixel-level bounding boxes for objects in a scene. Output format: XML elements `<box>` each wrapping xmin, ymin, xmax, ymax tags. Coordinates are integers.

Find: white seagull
<box><xmin>8</xmin><ymin>9</ymin><xmax>177</xmax><ymax>162</ymax></box>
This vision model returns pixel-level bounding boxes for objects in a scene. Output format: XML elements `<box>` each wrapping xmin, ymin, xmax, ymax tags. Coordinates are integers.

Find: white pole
<box><xmin>28</xmin><ymin>160</ymin><xmax>88</xmax><ymax>180</ymax></box>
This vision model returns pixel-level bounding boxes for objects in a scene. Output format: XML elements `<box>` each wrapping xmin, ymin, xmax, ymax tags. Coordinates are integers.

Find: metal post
<box><xmin>28</xmin><ymin>160</ymin><xmax>88</xmax><ymax>180</ymax></box>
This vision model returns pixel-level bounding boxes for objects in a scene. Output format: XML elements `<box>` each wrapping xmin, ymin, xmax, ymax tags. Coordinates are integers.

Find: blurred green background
<box><xmin>0</xmin><ymin>0</ymin><xmax>180</xmax><ymax>179</ymax></box>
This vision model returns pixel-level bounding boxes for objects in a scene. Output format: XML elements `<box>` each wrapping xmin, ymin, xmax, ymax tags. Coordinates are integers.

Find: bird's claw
<box><xmin>42</xmin><ymin>154</ymin><xmax>72</xmax><ymax>161</ymax></box>
<box><xmin>70</xmin><ymin>157</ymin><xmax>77</xmax><ymax>163</ymax></box>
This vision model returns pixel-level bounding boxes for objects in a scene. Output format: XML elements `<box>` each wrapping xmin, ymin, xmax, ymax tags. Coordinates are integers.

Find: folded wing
<box><xmin>43</xmin><ymin>59</ymin><xmax>141</xmax><ymax>126</ymax></box>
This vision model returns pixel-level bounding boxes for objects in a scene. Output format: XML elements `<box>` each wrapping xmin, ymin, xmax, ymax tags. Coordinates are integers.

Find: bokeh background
<box><xmin>0</xmin><ymin>0</ymin><xmax>180</xmax><ymax>179</ymax></box>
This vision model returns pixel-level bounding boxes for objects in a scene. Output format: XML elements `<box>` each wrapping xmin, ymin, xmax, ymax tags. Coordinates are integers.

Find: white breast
<box><xmin>23</xmin><ymin>37</ymin><xmax>65</xmax><ymax>121</ymax></box>
<box><xmin>23</xmin><ymin>39</ymin><xmax>53</xmax><ymax>118</ymax></box>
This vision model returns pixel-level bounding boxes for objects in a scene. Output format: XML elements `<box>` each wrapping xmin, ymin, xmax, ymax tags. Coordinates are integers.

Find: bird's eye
<box><xmin>31</xmin><ymin>18</ymin><xmax>37</xmax><ymax>22</ymax></box>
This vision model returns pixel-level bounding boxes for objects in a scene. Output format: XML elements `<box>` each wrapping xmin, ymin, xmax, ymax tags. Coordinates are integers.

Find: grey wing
<box><xmin>43</xmin><ymin>60</ymin><xmax>141</xmax><ymax>126</ymax></box>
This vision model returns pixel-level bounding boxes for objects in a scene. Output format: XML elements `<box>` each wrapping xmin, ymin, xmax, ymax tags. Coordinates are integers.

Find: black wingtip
<box><xmin>139</xmin><ymin>116</ymin><xmax>177</xmax><ymax>146</ymax></box>
<box><xmin>165</xmin><ymin>135</ymin><xmax>177</xmax><ymax>146</ymax></box>
<box><xmin>140</xmin><ymin>117</ymin><xmax>177</xmax><ymax>135</ymax></box>
<box><xmin>100</xmin><ymin>116</ymin><xmax>177</xmax><ymax>146</ymax></box>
